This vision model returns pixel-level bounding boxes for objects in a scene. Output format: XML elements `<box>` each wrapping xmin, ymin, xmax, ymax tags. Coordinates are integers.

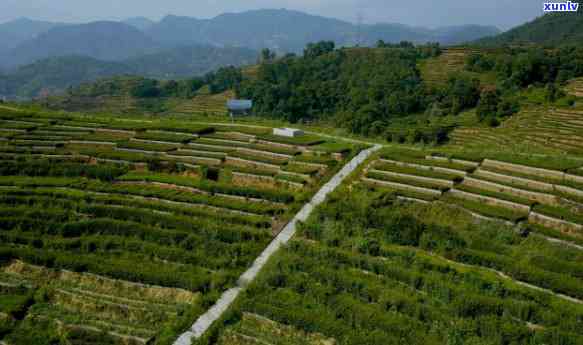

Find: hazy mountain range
<box><xmin>0</xmin><ymin>9</ymin><xmax>501</xmax><ymax>98</ymax></box>
<box><xmin>0</xmin><ymin>46</ymin><xmax>258</xmax><ymax>98</ymax></box>
<box><xmin>0</xmin><ymin>9</ymin><xmax>500</xmax><ymax>68</ymax></box>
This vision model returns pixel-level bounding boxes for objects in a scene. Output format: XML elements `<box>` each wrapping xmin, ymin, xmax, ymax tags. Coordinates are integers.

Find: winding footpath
<box><xmin>173</xmin><ymin>145</ymin><xmax>382</xmax><ymax>345</ymax></box>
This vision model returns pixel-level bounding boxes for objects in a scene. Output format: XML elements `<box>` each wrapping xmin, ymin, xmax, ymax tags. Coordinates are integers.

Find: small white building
<box><xmin>273</xmin><ymin>128</ymin><xmax>304</xmax><ymax>137</ymax></box>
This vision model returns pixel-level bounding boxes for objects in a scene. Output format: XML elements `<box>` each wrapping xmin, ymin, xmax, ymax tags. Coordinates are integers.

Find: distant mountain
<box><xmin>474</xmin><ymin>12</ymin><xmax>583</xmax><ymax>46</ymax></box>
<box><xmin>0</xmin><ymin>10</ymin><xmax>500</xmax><ymax>69</ymax></box>
<box><xmin>145</xmin><ymin>15</ymin><xmax>206</xmax><ymax>46</ymax></box>
<box><xmin>2</xmin><ymin>21</ymin><xmax>158</xmax><ymax>67</ymax></box>
<box><xmin>0</xmin><ymin>18</ymin><xmax>63</xmax><ymax>55</ymax></box>
<box><xmin>191</xmin><ymin>9</ymin><xmax>354</xmax><ymax>51</ymax></box>
<box><xmin>0</xmin><ymin>55</ymin><xmax>130</xmax><ymax>98</ymax></box>
<box><xmin>146</xmin><ymin>9</ymin><xmax>352</xmax><ymax>51</ymax></box>
<box><xmin>359</xmin><ymin>23</ymin><xmax>434</xmax><ymax>46</ymax></box>
<box><xmin>127</xmin><ymin>45</ymin><xmax>257</xmax><ymax>79</ymax></box>
<box><xmin>433</xmin><ymin>25</ymin><xmax>501</xmax><ymax>45</ymax></box>
<box><xmin>0</xmin><ymin>9</ymin><xmax>501</xmax><ymax>98</ymax></box>
<box><xmin>0</xmin><ymin>45</ymin><xmax>257</xmax><ymax>98</ymax></box>
<box><xmin>147</xmin><ymin>9</ymin><xmax>499</xmax><ymax>53</ymax></box>
<box><xmin>123</xmin><ymin>17</ymin><xmax>156</xmax><ymax>31</ymax></box>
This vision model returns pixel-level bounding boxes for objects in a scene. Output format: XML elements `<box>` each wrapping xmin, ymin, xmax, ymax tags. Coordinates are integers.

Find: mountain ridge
<box><xmin>0</xmin><ymin>44</ymin><xmax>257</xmax><ymax>98</ymax></box>
<box><xmin>1</xmin><ymin>21</ymin><xmax>158</xmax><ymax>68</ymax></box>
<box><xmin>473</xmin><ymin>12</ymin><xmax>583</xmax><ymax>46</ymax></box>
<box><xmin>0</xmin><ymin>9</ymin><xmax>500</xmax><ymax>68</ymax></box>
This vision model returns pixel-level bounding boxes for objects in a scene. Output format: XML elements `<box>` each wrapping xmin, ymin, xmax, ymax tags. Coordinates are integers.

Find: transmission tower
<box><xmin>356</xmin><ymin>12</ymin><xmax>364</xmax><ymax>47</ymax></box>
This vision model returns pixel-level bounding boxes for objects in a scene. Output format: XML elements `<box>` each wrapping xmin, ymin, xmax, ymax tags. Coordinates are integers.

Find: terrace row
<box><xmin>361</xmin><ymin>149</ymin><xmax>583</xmax><ymax>245</ymax></box>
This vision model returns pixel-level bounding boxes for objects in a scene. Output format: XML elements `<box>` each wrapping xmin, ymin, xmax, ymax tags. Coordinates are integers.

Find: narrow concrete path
<box><xmin>173</xmin><ymin>145</ymin><xmax>381</xmax><ymax>345</ymax></box>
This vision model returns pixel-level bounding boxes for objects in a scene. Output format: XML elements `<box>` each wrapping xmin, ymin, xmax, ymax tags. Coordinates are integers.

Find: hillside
<box><xmin>3</xmin><ymin>92</ymin><xmax>583</xmax><ymax>345</ymax></box>
<box><xmin>126</xmin><ymin>45</ymin><xmax>257</xmax><ymax>79</ymax></box>
<box><xmin>204</xmin><ymin>143</ymin><xmax>583</xmax><ymax>345</ymax></box>
<box><xmin>433</xmin><ymin>24</ymin><xmax>502</xmax><ymax>45</ymax></box>
<box><xmin>37</xmin><ymin>74</ymin><xmax>238</xmax><ymax>117</ymax></box>
<box><xmin>0</xmin><ymin>18</ymin><xmax>63</xmax><ymax>55</ymax></box>
<box><xmin>566</xmin><ymin>78</ymin><xmax>583</xmax><ymax>97</ymax></box>
<box><xmin>123</xmin><ymin>17</ymin><xmax>156</xmax><ymax>31</ymax></box>
<box><xmin>4</xmin><ymin>39</ymin><xmax>583</xmax><ymax>345</ymax></box>
<box><xmin>0</xmin><ymin>46</ymin><xmax>257</xmax><ymax>99</ymax></box>
<box><xmin>0</xmin><ymin>106</ymin><xmax>362</xmax><ymax>345</ymax></box>
<box><xmin>475</xmin><ymin>12</ymin><xmax>583</xmax><ymax>46</ymax></box>
<box><xmin>203</xmin><ymin>143</ymin><xmax>583</xmax><ymax>345</ymax></box>
<box><xmin>0</xmin><ymin>56</ymin><xmax>132</xmax><ymax>99</ymax></box>
<box><xmin>1</xmin><ymin>21</ymin><xmax>158</xmax><ymax>67</ymax></box>
<box><xmin>37</xmin><ymin>42</ymin><xmax>583</xmax><ymax>141</ymax></box>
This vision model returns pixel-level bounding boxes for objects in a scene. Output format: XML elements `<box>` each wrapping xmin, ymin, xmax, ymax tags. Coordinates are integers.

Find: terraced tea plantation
<box><xmin>215</xmin><ymin>313</ymin><xmax>336</xmax><ymax>345</ymax></box>
<box><xmin>361</xmin><ymin>148</ymin><xmax>583</xmax><ymax>244</ymax></box>
<box><xmin>418</xmin><ymin>47</ymin><xmax>496</xmax><ymax>88</ymax></box>
<box><xmin>450</xmin><ymin>106</ymin><xmax>583</xmax><ymax>155</ymax></box>
<box><xmin>0</xmin><ymin>108</ymin><xmax>361</xmax><ymax>345</ymax></box>
<box><xmin>169</xmin><ymin>90</ymin><xmax>233</xmax><ymax>117</ymax></box>
<box><xmin>202</xmin><ymin>147</ymin><xmax>583</xmax><ymax>345</ymax></box>
<box><xmin>566</xmin><ymin>78</ymin><xmax>583</xmax><ymax>98</ymax></box>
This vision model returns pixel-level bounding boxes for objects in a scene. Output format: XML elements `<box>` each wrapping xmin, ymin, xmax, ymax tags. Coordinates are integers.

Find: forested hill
<box><xmin>1</xmin><ymin>21</ymin><xmax>158</xmax><ymax>68</ymax></box>
<box><xmin>0</xmin><ymin>46</ymin><xmax>257</xmax><ymax>98</ymax></box>
<box><xmin>474</xmin><ymin>12</ymin><xmax>583</xmax><ymax>46</ymax></box>
<box><xmin>41</xmin><ymin>40</ymin><xmax>583</xmax><ymax>144</ymax></box>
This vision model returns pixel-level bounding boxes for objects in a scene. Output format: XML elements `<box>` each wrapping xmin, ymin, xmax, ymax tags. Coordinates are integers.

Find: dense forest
<box><xmin>64</xmin><ymin>66</ymin><xmax>243</xmax><ymax>100</ymax></box>
<box><xmin>237</xmin><ymin>42</ymin><xmax>439</xmax><ymax>136</ymax></box>
<box><xmin>237</xmin><ymin>41</ymin><xmax>583</xmax><ymax>139</ymax></box>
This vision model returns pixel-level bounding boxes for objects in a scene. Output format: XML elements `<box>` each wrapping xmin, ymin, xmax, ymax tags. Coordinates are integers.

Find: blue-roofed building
<box><xmin>227</xmin><ymin>99</ymin><xmax>253</xmax><ymax>116</ymax></box>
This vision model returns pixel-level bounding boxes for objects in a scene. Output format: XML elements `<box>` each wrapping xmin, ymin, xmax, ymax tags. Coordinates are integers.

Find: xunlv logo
<box><xmin>544</xmin><ymin>1</ymin><xmax>580</xmax><ymax>11</ymax></box>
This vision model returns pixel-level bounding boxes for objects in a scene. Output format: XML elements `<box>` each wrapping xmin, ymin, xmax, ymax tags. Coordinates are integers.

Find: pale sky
<box><xmin>1</xmin><ymin>0</ymin><xmax>545</xmax><ymax>30</ymax></box>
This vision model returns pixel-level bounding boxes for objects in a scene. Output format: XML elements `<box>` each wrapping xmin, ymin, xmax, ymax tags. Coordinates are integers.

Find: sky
<box><xmin>1</xmin><ymin>0</ymin><xmax>545</xmax><ymax>30</ymax></box>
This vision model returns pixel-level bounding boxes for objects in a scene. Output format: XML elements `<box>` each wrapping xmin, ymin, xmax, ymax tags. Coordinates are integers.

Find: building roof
<box><xmin>227</xmin><ymin>99</ymin><xmax>253</xmax><ymax>111</ymax></box>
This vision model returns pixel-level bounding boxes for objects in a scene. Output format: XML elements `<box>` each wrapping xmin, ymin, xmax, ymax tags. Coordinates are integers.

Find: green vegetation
<box><xmin>257</xmin><ymin>134</ymin><xmax>325</xmax><ymax>146</ymax></box>
<box><xmin>455</xmin><ymin>183</ymin><xmax>535</xmax><ymax>206</ymax></box>
<box><xmin>363</xmin><ymin>148</ymin><xmax>583</xmax><ymax>243</ymax></box>
<box><xmin>3</xmin><ymin>12</ymin><xmax>583</xmax><ymax>345</ymax></box>
<box><xmin>134</xmin><ymin>131</ymin><xmax>196</xmax><ymax>144</ymax></box>
<box><xmin>0</xmin><ymin>46</ymin><xmax>256</xmax><ymax>98</ymax></box>
<box><xmin>0</xmin><ymin>108</ymin><xmax>359</xmax><ymax>345</ymax></box>
<box><xmin>366</xmin><ymin>171</ymin><xmax>447</xmax><ymax>191</ymax></box>
<box><xmin>203</xmin><ymin>186</ymin><xmax>583</xmax><ymax>345</ymax></box>
<box><xmin>475</xmin><ymin>12</ymin><xmax>583</xmax><ymax>47</ymax></box>
<box><xmin>534</xmin><ymin>204</ymin><xmax>583</xmax><ymax>225</ymax></box>
<box><xmin>238</xmin><ymin>44</ymin><xmax>430</xmax><ymax>136</ymax></box>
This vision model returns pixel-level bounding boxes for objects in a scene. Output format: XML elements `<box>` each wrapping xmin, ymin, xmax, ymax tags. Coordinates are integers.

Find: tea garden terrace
<box><xmin>199</xmin><ymin>147</ymin><xmax>583</xmax><ymax>345</ymax></box>
<box><xmin>0</xmin><ymin>107</ymin><xmax>363</xmax><ymax>345</ymax></box>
